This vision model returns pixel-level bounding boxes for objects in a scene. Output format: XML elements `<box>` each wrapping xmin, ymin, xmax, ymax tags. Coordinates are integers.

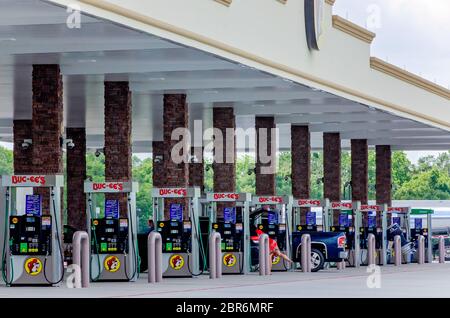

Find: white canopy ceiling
<box><xmin>0</xmin><ymin>0</ymin><xmax>448</xmax><ymax>153</ymax></box>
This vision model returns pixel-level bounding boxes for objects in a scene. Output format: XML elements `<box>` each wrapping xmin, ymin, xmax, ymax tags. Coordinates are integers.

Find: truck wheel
<box><xmin>310</xmin><ymin>248</ymin><xmax>325</xmax><ymax>272</ymax></box>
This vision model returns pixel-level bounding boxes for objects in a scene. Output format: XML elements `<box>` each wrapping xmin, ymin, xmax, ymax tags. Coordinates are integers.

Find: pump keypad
<box><xmin>9</xmin><ymin>215</ymin><xmax>52</xmax><ymax>256</ymax></box>
<box><xmin>158</xmin><ymin>221</ymin><xmax>192</xmax><ymax>253</ymax></box>
<box><xmin>213</xmin><ymin>222</ymin><xmax>244</xmax><ymax>252</ymax></box>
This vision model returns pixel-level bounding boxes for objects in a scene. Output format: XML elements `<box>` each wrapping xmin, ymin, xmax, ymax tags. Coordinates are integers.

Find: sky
<box><xmin>333</xmin><ymin>0</ymin><xmax>450</xmax><ymax>162</ymax></box>
<box><xmin>1</xmin><ymin>1</ymin><xmax>448</xmax><ymax>163</ymax></box>
<box><xmin>334</xmin><ymin>0</ymin><xmax>450</xmax><ymax>89</ymax></box>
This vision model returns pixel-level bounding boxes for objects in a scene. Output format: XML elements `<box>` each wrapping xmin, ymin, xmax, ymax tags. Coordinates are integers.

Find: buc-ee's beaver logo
<box><xmin>25</xmin><ymin>258</ymin><xmax>42</xmax><ymax>276</ymax></box>
<box><xmin>104</xmin><ymin>256</ymin><xmax>121</xmax><ymax>272</ymax></box>
<box><xmin>223</xmin><ymin>254</ymin><xmax>236</xmax><ymax>267</ymax></box>
<box><xmin>170</xmin><ymin>255</ymin><xmax>185</xmax><ymax>270</ymax></box>
<box><xmin>272</xmin><ymin>255</ymin><xmax>281</xmax><ymax>265</ymax></box>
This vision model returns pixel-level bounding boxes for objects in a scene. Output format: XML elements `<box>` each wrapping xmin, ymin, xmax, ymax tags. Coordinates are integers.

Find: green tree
<box><xmin>236</xmin><ymin>154</ymin><xmax>255</xmax><ymax>193</ymax></box>
<box><xmin>395</xmin><ymin>168</ymin><xmax>450</xmax><ymax>200</ymax></box>
<box><xmin>276</xmin><ymin>152</ymin><xmax>291</xmax><ymax>195</ymax></box>
<box><xmin>311</xmin><ymin>152</ymin><xmax>324</xmax><ymax>199</ymax></box>
<box><xmin>0</xmin><ymin>146</ymin><xmax>13</xmax><ymax>175</ymax></box>
<box><xmin>204</xmin><ymin>158</ymin><xmax>213</xmax><ymax>193</ymax></box>
<box><xmin>132</xmin><ymin>157</ymin><xmax>153</xmax><ymax>232</ymax></box>
<box><xmin>86</xmin><ymin>153</ymin><xmax>106</xmax><ymax>212</ymax></box>
<box><xmin>368</xmin><ymin>151</ymin><xmax>376</xmax><ymax>200</ymax></box>
<box><xmin>392</xmin><ymin>151</ymin><xmax>412</xmax><ymax>192</ymax></box>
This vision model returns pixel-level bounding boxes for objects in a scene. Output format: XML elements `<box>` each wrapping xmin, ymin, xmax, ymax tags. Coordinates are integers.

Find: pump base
<box><xmin>271</xmin><ymin>251</ymin><xmax>291</xmax><ymax>271</ymax></box>
<box><xmin>5</xmin><ymin>255</ymin><xmax>60</xmax><ymax>286</ymax></box>
<box><xmin>91</xmin><ymin>254</ymin><xmax>137</xmax><ymax>282</ymax></box>
<box><xmin>221</xmin><ymin>252</ymin><xmax>245</xmax><ymax>274</ymax></box>
<box><xmin>162</xmin><ymin>253</ymin><xmax>195</xmax><ymax>277</ymax></box>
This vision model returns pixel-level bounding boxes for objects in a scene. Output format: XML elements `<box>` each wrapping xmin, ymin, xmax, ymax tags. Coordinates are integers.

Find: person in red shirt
<box><xmin>252</xmin><ymin>228</ymin><xmax>293</xmax><ymax>271</ymax></box>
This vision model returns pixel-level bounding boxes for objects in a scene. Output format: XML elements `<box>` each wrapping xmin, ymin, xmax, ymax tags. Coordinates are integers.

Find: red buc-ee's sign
<box><xmin>258</xmin><ymin>196</ymin><xmax>283</xmax><ymax>204</ymax></box>
<box><xmin>11</xmin><ymin>175</ymin><xmax>46</xmax><ymax>186</ymax></box>
<box><xmin>92</xmin><ymin>182</ymin><xmax>124</xmax><ymax>191</ymax></box>
<box><xmin>159</xmin><ymin>188</ymin><xmax>187</xmax><ymax>197</ymax></box>
<box><xmin>213</xmin><ymin>193</ymin><xmax>240</xmax><ymax>200</ymax></box>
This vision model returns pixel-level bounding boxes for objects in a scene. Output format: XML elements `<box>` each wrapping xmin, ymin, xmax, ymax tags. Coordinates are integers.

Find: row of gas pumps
<box><xmin>0</xmin><ymin>174</ymin><xmax>434</xmax><ymax>286</ymax></box>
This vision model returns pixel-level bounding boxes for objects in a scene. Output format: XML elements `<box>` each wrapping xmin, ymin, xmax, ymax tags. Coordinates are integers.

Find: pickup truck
<box><xmin>249</xmin><ymin>209</ymin><xmax>347</xmax><ymax>272</ymax></box>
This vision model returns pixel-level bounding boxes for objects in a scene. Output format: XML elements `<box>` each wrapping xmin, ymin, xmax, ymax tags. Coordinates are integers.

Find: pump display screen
<box><xmin>415</xmin><ymin>218</ymin><xmax>423</xmax><ymax>229</ymax></box>
<box><xmin>268</xmin><ymin>212</ymin><xmax>278</xmax><ymax>225</ymax></box>
<box><xmin>25</xmin><ymin>195</ymin><xmax>42</xmax><ymax>216</ymax></box>
<box><xmin>339</xmin><ymin>214</ymin><xmax>348</xmax><ymax>227</ymax></box>
<box><xmin>224</xmin><ymin>207</ymin><xmax>236</xmax><ymax>224</ymax></box>
<box><xmin>91</xmin><ymin>218</ymin><xmax>129</xmax><ymax>254</ymax></box>
<box><xmin>169</xmin><ymin>204</ymin><xmax>183</xmax><ymax>222</ymax></box>
<box><xmin>306</xmin><ymin>212</ymin><xmax>316</xmax><ymax>225</ymax></box>
<box><xmin>9</xmin><ymin>215</ymin><xmax>52</xmax><ymax>255</ymax></box>
<box><xmin>105</xmin><ymin>200</ymin><xmax>120</xmax><ymax>219</ymax></box>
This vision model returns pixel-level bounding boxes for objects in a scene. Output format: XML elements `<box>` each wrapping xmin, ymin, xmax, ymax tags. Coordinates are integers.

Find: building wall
<box><xmin>55</xmin><ymin>0</ymin><xmax>450</xmax><ymax>133</ymax></box>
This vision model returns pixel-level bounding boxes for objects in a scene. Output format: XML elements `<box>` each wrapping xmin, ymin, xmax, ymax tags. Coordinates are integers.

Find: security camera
<box><xmin>154</xmin><ymin>155</ymin><xmax>163</xmax><ymax>163</ymax></box>
<box><xmin>21</xmin><ymin>139</ymin><xmax>32</xmax><ymax>150</ymax></box>
<box><xmin>66</xmin><ymin>139</ymin><xmax>75</xmax><ymax>150</ymax></box>
<box><xmin>284</xmin><ymin>175</ymin><xmax>291</xmax><ymax>181</ymax></box>
<box><xmin>95</xmin><ymin>149</ymin><xmax>103</xmax><ymax>157</ymax></box>
<box><xmin>247</xmin><ymin>168</ymin><xmax>256</xmax><ymax>176</ymax></box>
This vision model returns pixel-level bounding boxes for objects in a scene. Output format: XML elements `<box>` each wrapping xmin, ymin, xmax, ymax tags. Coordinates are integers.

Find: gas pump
<box><xmin>1</xmin><ymin>175</ymin><xmax>64</xmax><ymax>286</ymax></box>
<box><xmin>330</xmin><ymin>201</ymin><xmax>361</xmax><ymax>267</ymax></box>
<box><xmin>358</xmin><ymin>204</ymin><xmax>387</xmax><ymax>266</ymax></box>
<box><xmin>84</xmin><ymin>181</ymin><xmax>139</xmax><ymax>282</ymax></box>
<box><xmin>152</xmin><ymin>187</ymin><xmax>203</xmax><ymax>277</ymax></box>
<box><xmin>410</xmin><ymin>209</ymin><xmax>433</xmax><ymax>264</ymax></box>
<box><xmin>292</xmin><ymin>199</ymin><xmax>331</xmax><ymax>232</ymax></box>
<box><xmin>206</xmin><ymin>192</ymin><xmax>251</xmax><ymax>274</ymax></box>
<box><xmin>251</xmin><ymin>196</ymin><xmax>293</xmax><ymax>271</ymax></box>
<box><xmin>387</xmin><ymin>207</ymin><xmax>412</xmax><ymax>264</ymax></box>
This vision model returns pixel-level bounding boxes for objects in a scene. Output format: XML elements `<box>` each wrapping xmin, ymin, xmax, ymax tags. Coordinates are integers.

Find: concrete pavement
<box><xmin>0</xmin><ymin>263</ymin><xmax>448</xmax><ymax>298</ymax></box>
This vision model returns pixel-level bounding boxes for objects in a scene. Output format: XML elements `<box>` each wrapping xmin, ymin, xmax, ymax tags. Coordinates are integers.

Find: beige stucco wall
<box><xmin>49</xmin><ymin>0</ymin><xmax>450</xmax><ymax>131</ymax></box>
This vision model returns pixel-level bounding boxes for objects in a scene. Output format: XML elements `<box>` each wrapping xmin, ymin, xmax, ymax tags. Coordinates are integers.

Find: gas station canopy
<box><xmin>0</xmin><ymin>0</ymin><xmax>449</xmax><ymax>153</ymax></box>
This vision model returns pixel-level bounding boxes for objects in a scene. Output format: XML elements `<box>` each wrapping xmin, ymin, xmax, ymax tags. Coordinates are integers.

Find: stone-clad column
<box><xmin>152</xmin><ymin>141</ymin><xmax>165</xmax><ymax>189</ymax></box>
<box><xmin>13</xmin><ymin>120</ymin><xmax>33</xmax><ymax>174</ymax></box>
<box><xmin>351</xmin><ymin>139</ymin><xmax>368</xmax><ymax>205</ymax></box>
<box><xmin>376</xmin><ymin>145</ymin><xmax>392</xmax><ymax>206</ymax></box>
<box><xmin>323</xmin><ymin>133</ymin><xmax>341</xmax><ymax>225</ymax></box>
<box><xmin>31</xmin><ymin>65</ymin><xmax>64</xmax><ymax>215</ymax></box>
<box><xmin>104</xmin><ymin>81</ymin><xmax>132</xmax><ymax>218</ymax></box>
<box><xmin>163</xmin><ymin>94</ymin><xmax>189</xmax><ymax>219</ymax></box>
<box><xmin>189</xmin><ymin>146</ymin><xmax>204</xmax><ymax>194</ymax></box>
<box><xmin>256</xmin><ymin>117</ymin><xmax>276</xmax><ymax>196</ymax></box>
<box><xmin>213</xmin><ymin>107</ymin><xmax>236</xmax><ymax>217</ymax></box>
<box><xmin>66</xmin><ymin>128</ymin><xmax>87</xmax><ymax>230</ymax></box>
<box><xmin>291</xmin><ymin>125</ymin><xmax>311</xmax><ymax>224</ymax></box>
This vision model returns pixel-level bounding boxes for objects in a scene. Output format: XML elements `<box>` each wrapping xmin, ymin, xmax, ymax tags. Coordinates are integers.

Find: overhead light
<box><xmin>204</xmin><ymin>90</ymin><xmax>219</xmax><ymax>94</ymax></box>
<box><xmin>77</xmin><ymin>59</ymin><xmax>97</xmax><ymax>63</ymax></box>
<box><xmin>0</xmin><ymin>37</ymin><xmax>16</xmax><ymax>42</ymax></box>
<box><xmin>148</xmin><ymin>77</ymin><xmax>165</xmax><ymax>81</ymax></box>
